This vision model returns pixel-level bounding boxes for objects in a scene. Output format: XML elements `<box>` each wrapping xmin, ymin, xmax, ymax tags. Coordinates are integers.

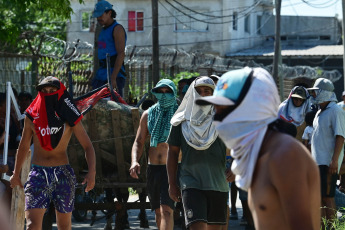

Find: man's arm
<box><xmin>111</xmin><ymin>25</ymin><xmax>126</xmax><ymax>89</ymax></box>
<box><xmin>167</xmin><ymin>144</ymin><xmax>181</xmax><ymax>202</ymax></box>
<box><xmin>129</xmin><ymin>111</ymin><xmax>149</xmax><ymax>179</ymax></box>
<box><xmin>329</xmin><ymin>135</ymin><xmax>345</xmax><ymax>174</ymax></box>
<box><xmin>72</xmin><ymin>122</ymin><xmax>96</xmax><ymax>192</ymax></box>
<box><xmin>10</xmin><ymin>117</ymin><xmax>33</xmax><ymax>188</ymax></box>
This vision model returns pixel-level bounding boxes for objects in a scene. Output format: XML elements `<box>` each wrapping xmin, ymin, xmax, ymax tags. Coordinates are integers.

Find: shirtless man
<box><xmin>10</xmin><ymin>76</ymin><xmax>96</xmax><ymax>230</ymax></box>
<box><xmin>196</xmin><ymin>67</ymin><xmax>320</xmax><ymax>230</ymax></box>
<box><xmin>130</xmin><ymin>79</ymin><xmax>178</xmax><ymax>230</ymax></box>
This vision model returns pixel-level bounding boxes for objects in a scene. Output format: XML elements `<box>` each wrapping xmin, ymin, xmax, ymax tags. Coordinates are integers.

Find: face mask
<box><xmin>153</xmin><ymin>92</ymin><xmax>176</xmax><ymax>108</ymax></box>
<box><xmin>153</xmin><ymin>92</ymin><xmax>174</xmax><ymax>100</ymax></box>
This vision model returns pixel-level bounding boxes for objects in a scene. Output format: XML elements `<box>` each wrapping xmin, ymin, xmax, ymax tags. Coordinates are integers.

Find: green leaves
<box><xmin>0</xmin><ymin>0</ymin><xmax>84</xmax><ymax>52</ymax></box>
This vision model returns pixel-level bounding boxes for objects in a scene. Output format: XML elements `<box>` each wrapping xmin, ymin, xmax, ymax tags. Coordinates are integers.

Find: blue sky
<box><xmin>281</xmin><ymin>0</ymin><xmax>342</xmax><ymax>18</ymax></box>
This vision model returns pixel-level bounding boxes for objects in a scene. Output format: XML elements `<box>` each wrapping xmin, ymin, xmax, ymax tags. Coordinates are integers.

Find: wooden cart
<box><xmin>67</xmin><ymin>99</ymin><xmax>150</xmax><ymax>228</ymax></box>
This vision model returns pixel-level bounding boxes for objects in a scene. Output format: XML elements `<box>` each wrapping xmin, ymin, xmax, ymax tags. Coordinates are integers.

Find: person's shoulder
<box><xmin>114</xmin><ymin>23</ymin><xmax>126</xmax><ymax>33</ymax></box>
<box><xmin>141</xmin><ymin>110</ymin><xmax>149</xmax><ymax>121</ymax></box>
<box><xmin>331</xmin><ymin>103</ymin><xmax>345</xmax><ymax>115</ymax></box>
<box><xmin>266</xmin><ymin>131</ymin><xmax>310</xmax><ymax>164</ymax></box>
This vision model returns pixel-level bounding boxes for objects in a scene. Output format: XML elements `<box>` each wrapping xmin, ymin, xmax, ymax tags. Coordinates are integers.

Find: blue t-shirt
<box><xmin>96</xmin><ymin>21</ymin><xmax>127</xmax><ymax>81</ymax></box>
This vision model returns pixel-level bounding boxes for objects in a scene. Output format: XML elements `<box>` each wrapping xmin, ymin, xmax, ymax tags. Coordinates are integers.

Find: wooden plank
<box><xmin>111</xmin><ymin>110</ymin><xmax>126</xmax><ymax>182</ymax></box>
<box><xmin>100</xmin><ymin>149</ymin><xmax>116</xmax><ymax>165</ymax></box>
<box><xmin>89</xmin><ymin>111</ymin><xmax>102</xmax><ymax>179</ymax></box>
<box><xmin>74</xmin><ymin>201</ymin><xmax>151</xmax><ymax>210</ymax></box>
<box><xmin>10</xmin><ymin>150</ymin><xmax>31</xmax><ymax>230</ymax></box>
<box><xmin>131</xmin><ymin>108</ymin><xmax>140</xmax><ymax>134</ymax></box>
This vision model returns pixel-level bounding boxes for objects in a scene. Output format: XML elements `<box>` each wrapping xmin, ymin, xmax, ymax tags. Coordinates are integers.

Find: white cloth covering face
<box><xmin>214</xmin><ymin>68</ymin><xmax>280</xmax><ymax>191</ymax></box>
<box><xmin>311</xmin><ymin>89</ymin><xmax>338</xmax><ymax>104</ymax></box>
<box><xmin>278</xmin><ymin>86</ymin><xmax>310</xmax><ymax>126</ymax></box>
<box><xmin>170</xmin><ymin>79</ymin><xmax>218</xmax><ymax>150</ymax></box>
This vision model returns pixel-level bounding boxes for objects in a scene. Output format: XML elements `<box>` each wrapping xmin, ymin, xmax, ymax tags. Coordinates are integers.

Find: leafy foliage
<box><xmin>160</xmin><ymin>70</ymin><xmax>200</xmax><ymax>86</ymax></box>
<box><xmin>0</xmin><ymin>0</ymin><xmax>83</xmax><ymax>53</ymax></box>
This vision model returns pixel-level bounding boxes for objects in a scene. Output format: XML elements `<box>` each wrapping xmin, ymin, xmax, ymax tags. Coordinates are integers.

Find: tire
<box><xmin>72</xmin><ymin>195</ymin><xmax>93</xmax><ymax>222</ymax></box>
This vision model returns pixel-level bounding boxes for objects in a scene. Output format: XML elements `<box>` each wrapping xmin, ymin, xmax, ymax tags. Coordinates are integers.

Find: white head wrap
<box><xmin>311</xmin><ymin>89</ymin><xmax>338</xmax><ymax>104</ymax></box>
<box><xmin>278</xmin><ymin>86</ymin><xmax>311</xmax><ymax>126</ymax></box>
<box><xmin>215</xmin><ymin>68</ymin><xmax>280</xmax><ymax>191</ymax></box>
<box><xmin>170</xmin><ymin>79</ymin><xmax>218</xmax><ymax>150</ymax></box>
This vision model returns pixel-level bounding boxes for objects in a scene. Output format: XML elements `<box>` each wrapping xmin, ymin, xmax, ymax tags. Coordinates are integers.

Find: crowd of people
<box><xmin>3</xmin><ymin>68</ymin><xmax>345</xmax><ymax>230</ymax></box>
<box><xmin>2</xmin><ymin>1</ymin><xmax>345</xmax><ymax>230</ymax></box>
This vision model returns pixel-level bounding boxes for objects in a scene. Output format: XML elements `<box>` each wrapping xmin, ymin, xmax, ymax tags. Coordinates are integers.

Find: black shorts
<box><xmin>319</xmin><ymin>165</ymin><xmax>338</xmax><ymax>197</ymax></box>
<box><xmin>146</xmin><ymin>165</ymin><xmax>175</xmax><ymax>211</ymax></box>
<box><xmin>182</xmin><ymin>188</ymin><xmax>228</xmax><ymax>228</ymax></box>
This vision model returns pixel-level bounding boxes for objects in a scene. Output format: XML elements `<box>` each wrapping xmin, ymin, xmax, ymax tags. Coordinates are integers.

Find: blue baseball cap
<box><xmin>93</xmin><ymin>0</ymin><xmax>113</xmax><ymax>18</ymax></box>
<box><xmin>195</xmin><ymin>68</ymin><xmax>252</xmax><ymax>106</ymax></box>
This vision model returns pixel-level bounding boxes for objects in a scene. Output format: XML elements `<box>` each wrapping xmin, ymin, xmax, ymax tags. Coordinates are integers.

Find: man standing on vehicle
<box><xmin>92</xmin><ymin>0</ymin><xmax>127</xmax><ymax>97</ymax></box>
<box><xmin>130</xmin><ymin>79</ymin><xmax>178</xmax><ymax>230</ymax></box>
<box><xmin>10</xmin><ymin>76</ymin><xmax>96</xmax><ymax>230</ymax></box>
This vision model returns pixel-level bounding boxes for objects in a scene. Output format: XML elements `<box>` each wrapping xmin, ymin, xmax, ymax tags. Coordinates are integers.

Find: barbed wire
<box><xmin>26</xmin><ymin>32</ymin><xmax>342</xmax><ymax>82</ymax></box>
<box><xmin>68</xmin><ymin>134</ymin><xmax>137</xmax><ymax>147</ymax></box>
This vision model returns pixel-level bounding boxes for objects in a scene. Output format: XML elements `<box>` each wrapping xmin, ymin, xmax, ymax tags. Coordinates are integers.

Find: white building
<box><xmin>67</xmin><ymin>0</ymin><xmax>274</xmax><ymax>56</ymax></box>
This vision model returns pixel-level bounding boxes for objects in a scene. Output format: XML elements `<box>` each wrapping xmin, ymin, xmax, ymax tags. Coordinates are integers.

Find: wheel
<box><xmin>72</xmin><ymin>194</ymin><xmax>93</xmax><ymax>222</ymax></box>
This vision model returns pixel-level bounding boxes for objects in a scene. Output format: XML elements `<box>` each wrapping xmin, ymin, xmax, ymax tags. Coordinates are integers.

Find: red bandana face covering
<box><xmin>25</xmin><ymin>82</ymin><xmax>83</xmax><ymax>151</ymax></box>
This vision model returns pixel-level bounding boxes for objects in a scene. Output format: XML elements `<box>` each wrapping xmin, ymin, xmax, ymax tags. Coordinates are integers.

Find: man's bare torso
<box><xmin>249</xmin><ymin>130</ymin><xmax>320</xmax><ymax>230</ymax></box>
<box><xmin>29</xmin><ymin>118</ymin><xmax>72</xmax><ymax>167</ymax></box>
<box><xmin>148</xmin><ymin>142</ymin><xmax>169</xmax><ymax>165</ymax></box>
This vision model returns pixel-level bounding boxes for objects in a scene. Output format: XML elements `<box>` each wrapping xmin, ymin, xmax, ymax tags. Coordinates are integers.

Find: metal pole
<box><xmin>273</xmin><ymin>0</ymin><xmax>284</xmax><ymax>101</ymax></box>
<box><xmin>342</xmin><ymin>0</ymin><xmax>345</xmax><ymax>90</ymax></box>
<box><xmin>4</xmin><ymin>82</ymin><xmax>11</xmax><ymax>166</ymax></box>
<box><xmin>152</xmin><ymin>0</ymin><xmax>160</xmax><ymax>87</ymax></box>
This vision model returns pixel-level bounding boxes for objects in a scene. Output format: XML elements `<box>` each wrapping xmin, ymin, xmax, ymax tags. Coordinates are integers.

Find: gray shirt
<box><xmin>311</xmin><ymin>101</ymin><xmax>345</xmax><ymax>171</ymax></box>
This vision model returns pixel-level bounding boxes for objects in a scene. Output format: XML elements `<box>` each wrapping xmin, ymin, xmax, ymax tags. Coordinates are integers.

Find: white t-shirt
<box><xmin>311</xmin><ymin>102</ymin><xmax>345</xmax><ymax>171</ymax></box>
<box><xmin>302</xmin><ymin>126</ymin><xmax>313</xmax><ymax>144</ymax></box>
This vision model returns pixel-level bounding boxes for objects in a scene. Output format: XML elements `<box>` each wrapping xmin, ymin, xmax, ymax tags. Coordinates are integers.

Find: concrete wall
<box><xmin>260</xmin><ymin>15</ymin><xmax>341</xmax><ymax>46</ymax></box>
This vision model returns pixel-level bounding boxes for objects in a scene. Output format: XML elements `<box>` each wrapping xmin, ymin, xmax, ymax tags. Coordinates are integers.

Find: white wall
<box><xmin>67</xmin><ymin>0</ymin><xmax>274</xmax><ymax>56</ymax></box>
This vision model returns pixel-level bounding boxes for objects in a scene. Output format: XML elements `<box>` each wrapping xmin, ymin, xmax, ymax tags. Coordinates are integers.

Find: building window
<box><xmin>233</xmin><ymin>12</ymin><xmax>238</xmax><ymax>30</ymax></box>
<box><xmin>256</xmin><ymin>15</ymin><xmax>262</xmax><ymax>34</ymax></box>
<box><xmin>175</xmin><ymin>9</ymin><xmax>209</xmax><ymax>32</ymax></box>
<box><xmin>128</xmin><ymin>11</ymin><xmax>144</xmax><ymax>32</ymax></box>
<box><xmin>245</xmin><ymin>15</ymin><xmax>250</xmax><ymax>33</ymax></box>
<box><xmin>81</xmin><ymin>11</ymin><xmax>92</xmax><ymax>31</ymax></box>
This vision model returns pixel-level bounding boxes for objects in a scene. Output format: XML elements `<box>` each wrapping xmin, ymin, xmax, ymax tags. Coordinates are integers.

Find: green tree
<box><xmin>0</xmin><ymin>0</ymin><xmax>83</xmax><ymax>53</ymax></box>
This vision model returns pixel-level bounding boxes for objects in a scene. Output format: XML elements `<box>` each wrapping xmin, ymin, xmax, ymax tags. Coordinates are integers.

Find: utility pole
<box><xmin>152</xmin><ymin>0</ymin><xmax>160</xmax><ymax>88</ymax></box>
<box><xmin>342</xmin><ymin>0</ymin><xmax>345</xmax><ymax>90</ymax></box>
<box><xmin>273</xmin><ymin>0</ymin><xmax>284</xmax><ymax>101</ymax></box>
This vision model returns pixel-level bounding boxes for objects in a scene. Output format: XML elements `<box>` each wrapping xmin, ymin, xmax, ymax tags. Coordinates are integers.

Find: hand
<box><xmin>329</xmin><ymin>160</ymin><xmax>338</xmax><ymax>174</ymax></box>
<box><xmin>82</xmin><ymin>171</ymin><xmax>95</xmax><ymax>192</ymax></box>
<box><xmin>169</xmin><ymin>183</ymin><xmax>181</xmax><ymax>202</ymax></box>
<box><xmin>10</xmin><ymin>174</ymin><xmax>23</xmax><ymax>189</ymax></box>
<box><xmin>111</xmin><ymin>74</ymin><xmax>118</xmax><ymax>91</ymax></box>
<box><xmin>225</xmin><ymin>168</ymin><xmax>235</xmax><ymax>182</ymax></box>
<box><xmin>129</xmin><ymin>162</ymin><xmax>140</xmax><ymax>179</ymax></box>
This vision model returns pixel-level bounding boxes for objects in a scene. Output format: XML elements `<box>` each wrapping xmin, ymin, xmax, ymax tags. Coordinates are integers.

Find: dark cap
<box><xmin>36</xmin><ymin>76</ymin><xmax>61</xmax><ymax>91</ymax></box>
<box><xmin>18</xmin><ymin>91</ymin><xmax>32</xmax><ymax>100</ymax></box>
<box><xmin>291</xmin><ymin>86</ymin><xmax>306</xmax><ymax>100</ymax></box>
